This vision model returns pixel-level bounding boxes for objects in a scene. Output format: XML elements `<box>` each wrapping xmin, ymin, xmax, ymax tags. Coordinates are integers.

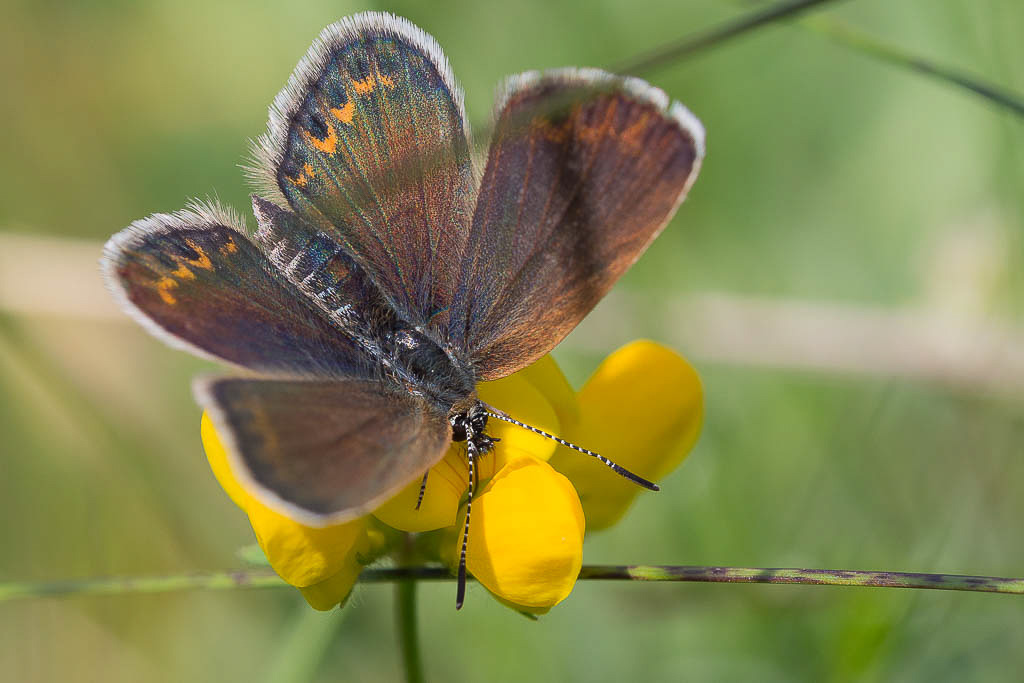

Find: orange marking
<box><xmin>183</xmin><ymin>239</ymin><xmax>213</xmax><ymax>270</ymax></box>
<box><xmin>220</xmin><ymin>236</ymin><xmax>238</xmax><ymax>255</ymax></box>
<box><xmin>156</xmin><ymin>277</ymin><xmax>178</xmax><ymax>305</ymax></box>
<box><xmin>379</xmin><ymin>74</ymin><xmax>395</xmax><ymax>90</ymax></box>
<box><xmin>171</xmin><ymin>263</ymin><xmax>195</xmax><ymax>280</ymax></box>
<box><xmin>303</xmin><ymin>119</ymin><xmax>338</xmax><ymax>154</ymax></box>
<box><xmin>353</xmin><ymin>76</ymin><xmax>376</xmax><ymax>94</ymax></box>
<box><xmin>153</xmin><ymin>240</ymin><xmax>216</xmax><ymax>304</ymax></box>
<box><xmin>331</xmin><ymin>100</ymin><xmax>356</xmax><ymax>124</ymax></box>
<box><xmin>291</xmin><ymin>162</ymin><xmax>315</xmax><ymax>187</ymax></box>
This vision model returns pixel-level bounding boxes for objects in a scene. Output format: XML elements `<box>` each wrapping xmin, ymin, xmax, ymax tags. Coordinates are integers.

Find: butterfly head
<box><xmin>449</xmin><ymin>403</ymin><xmax>499</xmax><ymax>455</ymax></box>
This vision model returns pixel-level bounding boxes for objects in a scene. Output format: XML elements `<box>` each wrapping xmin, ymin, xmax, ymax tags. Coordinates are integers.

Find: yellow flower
<box><xmin>200</xmin><ymin>340</ymin><xmax>702</xmax><ymax>612</ymax></box>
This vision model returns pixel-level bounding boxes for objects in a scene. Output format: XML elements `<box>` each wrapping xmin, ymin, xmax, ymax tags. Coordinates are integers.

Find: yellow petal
<box><xmin>447</xmin><ymin>456</ymin><xmax>585</xmax><ymax>611</ymax></box>
<box><xmin>549</xmin><ymin>340</ymin><xmax>703</xmax><ymax>530</ymax></box>
<box><xmin>201</xmin><ymin>412</ymin><xmax>369</xmax><ymax>593</ymax></box>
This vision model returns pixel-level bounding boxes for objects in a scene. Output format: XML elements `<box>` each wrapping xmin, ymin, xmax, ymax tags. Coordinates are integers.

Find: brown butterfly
<box><xmin>102</xmin><ymin>12</ymin><xmax>704</xmax><ymax>607</ymax></box>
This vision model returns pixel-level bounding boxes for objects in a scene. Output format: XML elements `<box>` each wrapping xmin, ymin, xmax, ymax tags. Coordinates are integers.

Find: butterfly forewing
<box><xmin>196</xmin><ymin>377</ymin><xmax>452</xmax><ymax>525</ymax></box>
<box><xmin>449</xmin><ymin>70</ymin><xmax>705</xmax><ymax>379</ymax></box>
<box><xmin>254</xmin><ymin>13</ymin><xmax>476</xmax><ymax>332</ymax></box>
<box><xmin>102</xmin><ymin>205</ymin><xmax>373</xmax><ymax>378</ymax></box>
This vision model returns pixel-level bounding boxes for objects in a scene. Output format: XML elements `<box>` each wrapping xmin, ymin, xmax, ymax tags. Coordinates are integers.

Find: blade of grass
<box><xmin>611</xmin><ymin>0</ymin><xmax>848</xmax><ymax>76</ymax></box>
<box><xmin>800</xmin><ymin>15</ymin><xmax>1024</xmax><ymax>118</ymax></box>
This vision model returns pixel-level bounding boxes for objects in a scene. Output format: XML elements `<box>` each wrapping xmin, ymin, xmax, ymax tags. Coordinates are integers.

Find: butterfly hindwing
<box><xmin>449</xmin><ymin>69</ymin><xmax>705</xmax><ymax>379</ymax></box>
<box><xmin>102</xmin><ymin>204</ymin><xmax>372</xmax><ymax>378</ymax></box>
<box><xmin>253</xmin><ymin>12</ymin><xmax>476</xmax><ymax>332</ymax></box>
<box><xmin>196</xmin><ymin>376</ymin><xmax>452</xmax><ymax>525</ymax></box>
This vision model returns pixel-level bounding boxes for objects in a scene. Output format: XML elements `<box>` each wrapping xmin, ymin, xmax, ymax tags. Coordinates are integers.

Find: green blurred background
<box><xmin>2</xmin><ymin>0</ymin><xmax>1023</xmax><ymax>680</ymax></box>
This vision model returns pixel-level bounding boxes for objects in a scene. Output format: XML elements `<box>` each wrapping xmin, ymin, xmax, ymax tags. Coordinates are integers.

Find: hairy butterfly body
<box><xmin>102</xmin><ymin>11</ymin><xmax>704</xmax><ymax>607</ymax></box>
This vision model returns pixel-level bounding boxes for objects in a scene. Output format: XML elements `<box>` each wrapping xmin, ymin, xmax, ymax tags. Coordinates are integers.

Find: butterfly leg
<box><xmin>415</xmin><ymin>471</ymin><xmax>429</xmax><ymax>511</ymax></box>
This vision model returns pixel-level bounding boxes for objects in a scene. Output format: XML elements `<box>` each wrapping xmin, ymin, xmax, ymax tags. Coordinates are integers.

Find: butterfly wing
<box><xmin>196</xmin><ymin>376</ymin><xmax>452</xmax><ymax>525</ymax></box>
<box><xmin>252</xmin><ymin>12</ymin><xmax>475</xmax><ymax>331</ymax></box>
<box><xmin>448</xmin><ymin>70</ymin><xmax>705</xmax><ymax>379</ymax></box>
<box><xmin>102</xmin><ymin>203</ymin><xmax>372</xmax><ymax>378</ymax></box>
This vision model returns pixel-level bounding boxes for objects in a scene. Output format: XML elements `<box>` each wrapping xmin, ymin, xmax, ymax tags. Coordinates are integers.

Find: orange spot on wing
<box><xmin>220</xmin><ymin>236</ymin><xmax>238</xmax><ymax>255</ymax></box>
<box><xmin>331</xmin><ymin>100</ymin><xmax>356</xmax><ymax>124</ymax></box>
<box><xmin>171</xmin><ymin>263</ymin><xmax>194</xmax><ymax>280</ymax></box>
<box><xmin>157</xmin><ymin>277</ymin><xmax>178</xmax><ymax>305</ymax></box>
<box><xmin>183</xmin><ymin>239</ymin><xmax>214</xmax><ymax>270</ymax></box>
<box><xmin>153</xmin><ymin>239</ymin><xmax>216</xmax><ymax>303</ymax></box>
<box><xmin>290</xmin><ymin>162</ymin><xmax>315</xmax><ymax>187</ymax></box>
<box><xmin>352</xmin><ymin>77</ymin><xmax>376</xmax><ymax>94</ymax></box>
<box><xmin>304</xmin><ymin>119</ymin><xmax>338</xmax><ymax>154</ymax></box>
<box><xmin>379</xmin><ymin>74</ymin><xmax>395</xmax><ymax>90</ymax></box>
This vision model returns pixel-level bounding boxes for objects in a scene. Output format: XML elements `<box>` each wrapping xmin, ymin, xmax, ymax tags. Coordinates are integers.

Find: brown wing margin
<box><xmin>195</xmin><ymin>376</ymin><xmax>452</xmax><ymax>526</ymax></box>
<box><xmin>448</xmin><ymin>69</ymin><xmax>705</xmax><ymax>379</ymax></box>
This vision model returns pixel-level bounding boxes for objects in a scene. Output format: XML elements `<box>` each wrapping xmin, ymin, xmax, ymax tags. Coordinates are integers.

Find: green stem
<box><xmin>611</xmin><ymin>0</ymin><xmax>846</xmax><ymax>76</ymax></box>
<box><xmin>0</xmin><ymin>569</ymin><xmax>285</xmax><ymax>600</ymax></box>
<box><xmin>395</xmin><ymin>579</ymin><xmax>425</xmax><ymax>683</ymax></box>
<box><xmin>578</xmin><ymin>565</ymin><xmax>1024</xmax><ymax>594</ymax></box>
<box><xmin>800</xmin><ymin>15</ymin><xmax>1024</xmax><ymax>118</ymax></box>
<box><xmin>2</xmin><ymin>565</ymin><xmax>1022</xmax><ymax>603</ymax></box>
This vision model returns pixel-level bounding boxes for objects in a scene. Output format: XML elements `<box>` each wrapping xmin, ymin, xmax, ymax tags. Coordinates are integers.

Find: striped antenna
<box><xmin>484</xmin><ymin>411</ymin><xmax>660</xmax><ymax>491</ymax></box>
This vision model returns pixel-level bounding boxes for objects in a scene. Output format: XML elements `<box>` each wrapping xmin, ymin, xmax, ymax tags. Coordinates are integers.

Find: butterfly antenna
<box><xmin>415</xmin><ymin>471</ymin><xmax>429</xmax><ymax>511</ymax></box>
<box><xmin>484</xmin><ymin>411</ymin><xmax>660</xmax><ymax>491</ymax></box>
<box><xmin>456</xmin><ymin>434</ymin><xmax>478</xmax><ymax>610</ymax></box>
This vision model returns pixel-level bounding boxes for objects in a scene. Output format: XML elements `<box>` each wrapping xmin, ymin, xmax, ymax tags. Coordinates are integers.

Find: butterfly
<box><xmin>102</xmin><ymin>11</ymin><xmax>704</xmax><ymax>607</ymax></box>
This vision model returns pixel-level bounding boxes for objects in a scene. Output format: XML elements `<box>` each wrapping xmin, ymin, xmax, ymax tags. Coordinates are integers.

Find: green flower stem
<box><xmin>611</xmin><ymin>0</ymin><xmax>845</xmax><ymax>76</ymax></box>
<box><xmin>395</xmin><ymin>534</ymin><xmax>426</xmax><ymax>683</ymax></box>
<box><xmin>800</xmin><ymin>15</ymin><xmax>1024</xmax><ymax>118</ymax></box>
<box><xmin>2</xmin><ymin>565</ymin><xmax>1022</xmax><ymax>603</ymax></box>
<box><xmin>0</xmin><ymin>569</ymin><xmax>285</xmax><ymax>600</ymax></box>
<box><xmin>577</xmin><ymin>565</ymin><xmax>1024</xmax><ymax>594</ymax></box>
<box><xmin>396</xmin><ymin>579</ymin><xmax>425</xmax><ymax>683</ymax></box>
